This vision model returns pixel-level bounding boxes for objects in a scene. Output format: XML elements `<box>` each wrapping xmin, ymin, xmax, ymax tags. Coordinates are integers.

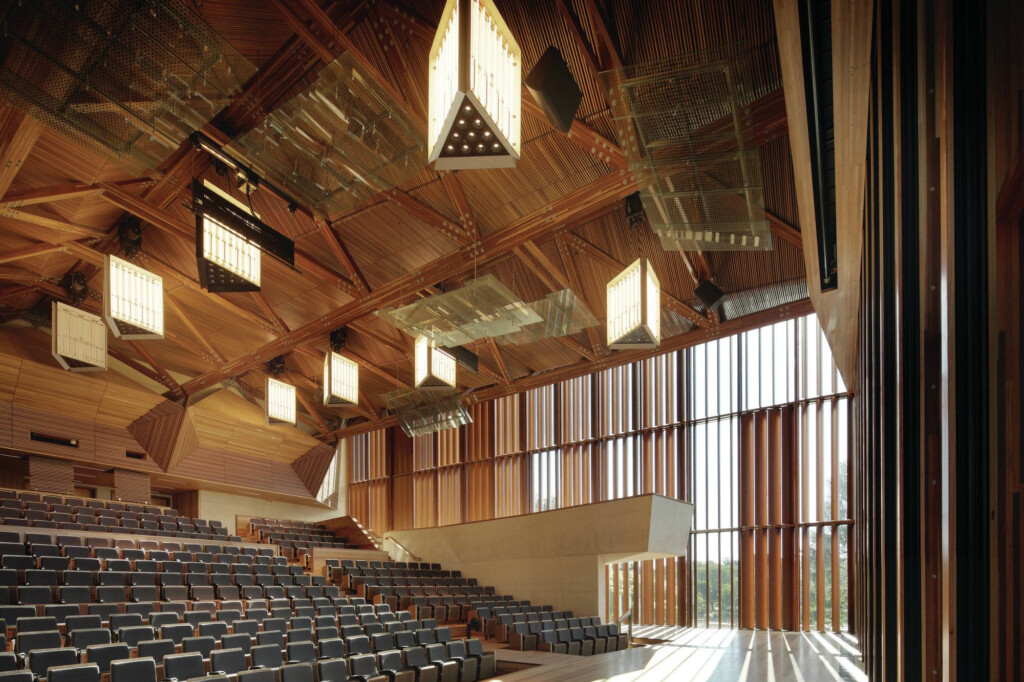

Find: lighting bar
<box><xmin>104</xmin><ymin>255</ymin><xmax>164</xmax><ymax>340</ymax></box>
<box><xmin>266</xmin><ymin>377</ymin><xmax>297</xmax><ymax>425</ymax></box>
<box><xmin>415</xmin><ymin>335</ymin><xmax>457</xmax><ymax>389</ymax></box>
<box><xmin>428</xmin><ymin>0</ymin><xmax>521</xmax><ymax>169</ymax></box>
<box><xmin>323</xmin><ymin>351</ymin><xmax>359</xmax><ymax>406</ymax></box>
<box><xmin>606</xmin><ymin>258</ymin><xmax>661</xmax><ymax>349</ymax></box>
<box><xmin>51</xmin><ymin>302</ymin><xmax>107</xmax><ymax>372</ymax></box>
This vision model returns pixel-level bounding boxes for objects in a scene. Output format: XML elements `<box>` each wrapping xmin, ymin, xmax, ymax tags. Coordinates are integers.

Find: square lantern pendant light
<box><xmin>52</xmin><ymin>302</ymin><xmax>107</xmax><ymax>371</ymax></box>
<box><xmin>606</xmin><ymin>258</ymin><xmax>661</xmax><ymax>349</ymax></box>
<box><xmin>323</xmin><ymin>352</ymin><xmax>359</xmax><ymax>406</ymax></box>
<box><xmin>428</xmin><ymin>0</ymin><xmax>521</xmax><ymax>169</ymax></box>
<box><xmin>195</xmin><ymin>180</ymin><xmax>262</xmax><ymax>292</ymax></box>
<box><xmin>266</xmin><ymin>376</ymin><xmax>297</xmax><ymax>425</ymax></box>
<box><xmin>104</xmin><ymin>255</ymin><xmax>164</xmax><ymax>339</ymax></box>
<box><xmin>415</xmin><ymin>335</ymin><xmax>458</xmax><ymax>389</ymax></box>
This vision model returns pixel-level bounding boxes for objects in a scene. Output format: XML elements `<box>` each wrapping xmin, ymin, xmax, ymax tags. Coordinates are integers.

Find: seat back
<box><xmin>85</xmin><ymin>643</ymin><xmax>131</xmax><ymax>674</ymax></box>
<box><xmin>163</xmin><ymin>652</ymin><xmax>205</xmax><ymax>680</ymax></box>
<box><xmin>210</xmin><ymin>647</ymin><xmax>246</xmax><ymax>675</ymax></box>
<box><xmin>249</xmin><ymin>643</ymin><xmax>282</xmax><ymax>669</ymax></box>
<box><xmin>27</xmin><ymin>647</ymin><xmax>79</xmax><ymax>678</ymax></box>
<box><xmin>348</xmin><ymin>653</ymin><xmax>379</xmax><ymax>677</ymax></box>
<box><xmin>46</xmin><ymin>663</ymin><xmax>100</xmax><ymax>682</ymax></box>
<box><xmin>136</xmin><ymin>639</ymin><xmax>174</xmax><ymax>663</ymax></box>
<box><xmin>109</xmin><ymin>656</ymin><xmax>157</xmax><ymax>682</ymax></box>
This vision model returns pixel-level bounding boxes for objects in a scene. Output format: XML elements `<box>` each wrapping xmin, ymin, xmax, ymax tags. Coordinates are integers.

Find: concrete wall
<box><xmin>197</xmin><ymin>490</ymin><xmax>336</xmax><ymax>535</ymax></box>
<box><xmin>385</xmin><ymin>494</ymin><xmax>694</xmax><ymax>620</ymax></box>
<box><xmin>198</xmin><ymin>439</ymin><xmax>347</xmax><ymax>533</ymax></box>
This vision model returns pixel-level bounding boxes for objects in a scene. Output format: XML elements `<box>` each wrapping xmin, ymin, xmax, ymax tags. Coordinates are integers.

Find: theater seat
<box><xmin>109</xmin><ymin>656</ymin><xmax>157</xmax><ymax>682</ymax></box>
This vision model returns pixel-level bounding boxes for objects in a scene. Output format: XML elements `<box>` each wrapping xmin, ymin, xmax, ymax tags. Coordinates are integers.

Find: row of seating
<box><xmin>3</xmin><ymin>635</ymin><xmax>495</xmax><ymax>681</ymax></box>
<box><xmin>1</xmin><ymin>514</ymin><xmax>233</xmax><ymax>540</ymax></box>
<box><xmin>3</xmin><ymin>611</ymin><xmax>495</xmax><ymax>681</ymax></box>
<box><xmin>0</xmin><ymin>490</ymin><xmax>173</xmax><ymax>516</ymax></box>
<box><xmin>0</xmin><ymin>638</ymin><xmax>496</xmax><ymax>682</ymax></box>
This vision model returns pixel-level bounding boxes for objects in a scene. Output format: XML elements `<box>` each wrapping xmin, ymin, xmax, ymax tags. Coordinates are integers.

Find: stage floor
<box><xmin>490</xmin><ymin>626</ymin><xmax>867</xmax><ymax>681</ymax></box>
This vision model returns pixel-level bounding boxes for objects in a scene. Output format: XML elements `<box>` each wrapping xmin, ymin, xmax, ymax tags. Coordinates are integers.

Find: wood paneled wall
<box><xmin>112</xmin><ymin>469</ymin><xmax>150</xmax><ymax>503</ymax></box>
<box><xmin>27</xmin><ymin>455</ymin><xmax>73</xmax><ymax>494</ymax></box>
<box><xmin>848</xmin><ymin>0</ymin><xmax>1017</xmax><ymax>678</ymax></box>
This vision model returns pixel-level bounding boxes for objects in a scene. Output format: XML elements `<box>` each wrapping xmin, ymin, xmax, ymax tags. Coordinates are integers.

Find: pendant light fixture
<box><xmin>414</xmin><ymin>335</ymin><xmax>457</xmax><ymax>389</ymax></box>
<box><xmin>606</xmin><ymin>258</ymin><xmax>661</xmax><ymax>349</ymax></box>
<box><xmin>323</xmin><ymin>328</ymin><xmax>359</xmax><ymax>406</ymax></box>
<box><xmin>52</xmin><ymin>302</ymin><xmax>107</xmax><ymax>371</ymax></box>
<box><xmin>104</xmin><ymin>254</ymin><xmax>164</xmax><ymax>339</ymax></box>
<box><xmin>428</xmin><ymin>0</ymin><xmax>521</xmax><ymax>169</ymax></box>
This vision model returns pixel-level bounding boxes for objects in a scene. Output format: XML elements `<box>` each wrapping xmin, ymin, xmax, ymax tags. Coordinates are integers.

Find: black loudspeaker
<box><xmin>525</xmin><ymin>46</ymin><xmax>583</xmax><ymax>133</ymax></box>
<box><xmin>694</xmin><ymin>280</ymin><xmax>726</xmax><ymax>312</ymax></box>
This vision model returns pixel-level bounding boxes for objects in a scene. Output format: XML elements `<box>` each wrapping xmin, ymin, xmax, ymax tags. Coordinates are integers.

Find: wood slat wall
<box><xmin>127</xmin><ymin>402</ymin><xmax>186</xmax><ymax>471</ymax></box>
<box><xmin>291</xmin><ymin>442</ymin><xmax>337</xmax><ymax>496</ymax></box>
<box><xmin>348</xmin><ymin>313</ymin><xmax>851</xmax><ymax>632</ymax></box>
<box><xmin>27</xmin><ymin>455</ymin><xmax>73</xmax><ymax>494</ymax></box>
<box><xmin>112</xmin><ymin>468</ymin><xmax>150</xmax><ymax>503</ymax></box>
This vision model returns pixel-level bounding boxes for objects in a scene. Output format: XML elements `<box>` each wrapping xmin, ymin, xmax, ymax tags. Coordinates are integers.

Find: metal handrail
<box><xmin>616</xmin><ymin>609</ymin><xmax>633</xmax><ymax>647</ymax></box>
<box><xmin>382</xmin><ymin>535</ymin><xmax>423</xmax><ymax>563</ymax></box>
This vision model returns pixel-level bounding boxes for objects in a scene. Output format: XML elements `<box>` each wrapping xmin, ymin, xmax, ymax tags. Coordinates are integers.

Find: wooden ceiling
<box><xmin>0</xmin><ymin>0</ymin><xmax>806</xmax><ymax>447</ymax></box>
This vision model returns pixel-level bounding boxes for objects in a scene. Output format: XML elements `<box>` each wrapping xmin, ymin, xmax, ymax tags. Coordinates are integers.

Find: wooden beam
<box><xmin>275</xmin><ymin>0</ymin><xmax>422</xmax><ymax>128</ymax></box>
<box><xmin>0</xmin><ymin>106</ymin><xmax>45</xmax><ymax>198</ymax></box>
<box><xmin>555</xmin><ymin>0</ymin><xmax>602</xmax><ymax>80</ymax></box>
<box><xmin>107</xmin><ymin>346</ymin><xmax>177</xmax><ymax>394</ymax></box>
<box><xmin>563</xmin><ymin>232</ymin><xmax>712</xmax><ymax>329</ymax></box>
<box><xmin>356</xmin><ymin>389</ymin><xmax>383</xmax><ymax>426</ymax></box>
<box><xmin>0</xmin><ymin>179</ymin><xmax>158</xmax><ymax>208</ymax></box>
<box><xmin>386</xmin><ymin>188</ymin><xmax>474</xmax><ymax>247</ymax></box>
<box><xmin>0</xmin><ymin>206</ymin><xmax>107</xmax><ymax>238</ymax></box>
<box><xmin>514</xmin><ymin>242</ymin><xmax>571</xmax><ymax>293</ymax></box>
<box><xmin>0</xmin><ymin>242</ymin><xmax>70</xmax><ymax>265</ymax></box>
<box><xmin>581</xmin><ymin>0</ymin><xmax>624</xmax><ymax>71</ymax></box>
<box><xmin>554</xmin><ymin>235</ymin><xmax>606</xmax><ymax>355</ymax></box>
<box><xmin>292</xmin><ymin>378</ymin><xmax>330</xmax><ymax>436</ymax></box>
<box><xmin>485</xmin><ymin>338</ymin><xmax>511</xmax><ymax>384</ymax></box>
<box><xmin>767</xmin><ymin>211</ymin><xmax>804</xmax><ymax>250</ymax></box>
<box><xmin>317</xmin><ymin>218</ymin><xmax>370</xmax><ymax>293</ymax></box>
<box><xmin>164</xmin><ymin>294</ymin><xmax>226</xmax><ymax>364</ymax></box>
<box><xmin>128</xmin><ymin>341</ymin><xmax>184</xmax><ymax>399</ymax></box>
<box><xmin>439</xmin><ymin>172</ymin><xmax>480</xmax><ymax>241</ymax></box>
<box><xmin>180</xmin><ymin>170</ymin><xmax>640</xmax><ymax>394</ymax></box>
<box><xmin>351</xmin><ymin>322</ymin><xmax>411</xmax><ymax>356</ymax></box>
<box><xmin>250</xmin><ymin>292</ymin><xmax>291</xmax><ymax>335</ymax></box>
<box><xmin>521</xmin><ymin>95</ymin><xmax>629</xmax><ymax>171</ymax></box>
<box><xmin>333</xmin><ymin>297</ymin><xmax>816</xmax><ymax>439</ymax></box>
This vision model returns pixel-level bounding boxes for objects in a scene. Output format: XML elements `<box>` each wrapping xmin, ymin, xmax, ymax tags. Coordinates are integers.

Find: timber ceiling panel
<box><xmin>0</xmin><ymin>0</ymin><xmax>807</xmax><ymax>449</ymax></box>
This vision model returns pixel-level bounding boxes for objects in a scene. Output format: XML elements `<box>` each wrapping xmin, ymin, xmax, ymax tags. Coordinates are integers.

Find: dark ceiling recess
<box><xmin>798</xmin><ymin>0</ymin><xmax>839</xmax><ymax>291</ymax></box>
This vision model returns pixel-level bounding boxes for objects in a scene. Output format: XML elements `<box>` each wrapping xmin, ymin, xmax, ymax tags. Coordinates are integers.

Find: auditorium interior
<box><xmin>0</xmin><ymin>0</ymin><xmax>1018</xmax><ymax>680</ymax></box>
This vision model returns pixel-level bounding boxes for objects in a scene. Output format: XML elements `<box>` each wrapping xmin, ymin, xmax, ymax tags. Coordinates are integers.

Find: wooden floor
<box><xmin>490</xmin><ymin>627</ymin><xmax>867</xmax><ymax>681</ymax></box>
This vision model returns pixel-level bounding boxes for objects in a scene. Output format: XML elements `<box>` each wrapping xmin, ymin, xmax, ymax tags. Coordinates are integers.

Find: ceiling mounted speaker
<box><xmin>525</xmin><ymin>46</ymin><xmax>583</xmax><ymax>133</ymax></box>
<box><xmin>694</xmin><ymin>280</ymin><xmax>725</xmax><ymax>312</ymax></box>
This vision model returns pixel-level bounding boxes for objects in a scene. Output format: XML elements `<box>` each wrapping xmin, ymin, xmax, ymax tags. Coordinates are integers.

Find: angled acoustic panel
<box><xmin>494</xmin><ymin>289</ymin><xmax>599</xmax><ymax>346</ymax></box>
<box><xmin>377</xmin><ymin>275</ymin><xmax>542</xmax><ymax>348</ymax></box>
<box><xmin>228</xmin><ymin>52</ymin><xmax>425</xmax><ymax>219</ymax></box>
<box><xmin>600</xmin><ymin>44</ymin><xmax>778</xmax><ymax>251</ymax></box>
<box><xmin>0</xmin><ymin>0</ymin><xmax>255</xmax><ymax>174</ymax></box>
<box><xmin>382</xmin><ymin>388</ymin><xmax>472</xmax><ymax>437</ymax></box>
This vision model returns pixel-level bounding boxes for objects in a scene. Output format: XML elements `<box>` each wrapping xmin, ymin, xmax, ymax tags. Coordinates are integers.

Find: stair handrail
<box><xmin>382</xmin><ymin>535</ymin><xmax>423</xmax><ymax>562</ymax></box>
<box><xmin>616</xmin><ymin>609</ymin><xmax>633</xmax><ymax>647</ymax></box>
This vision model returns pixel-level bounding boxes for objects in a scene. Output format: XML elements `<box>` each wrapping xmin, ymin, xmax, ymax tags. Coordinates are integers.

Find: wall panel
<box><xmin>28</xmin><ymin>455</ymin><xmax>73</xmax><ymax>494</ymax></box>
